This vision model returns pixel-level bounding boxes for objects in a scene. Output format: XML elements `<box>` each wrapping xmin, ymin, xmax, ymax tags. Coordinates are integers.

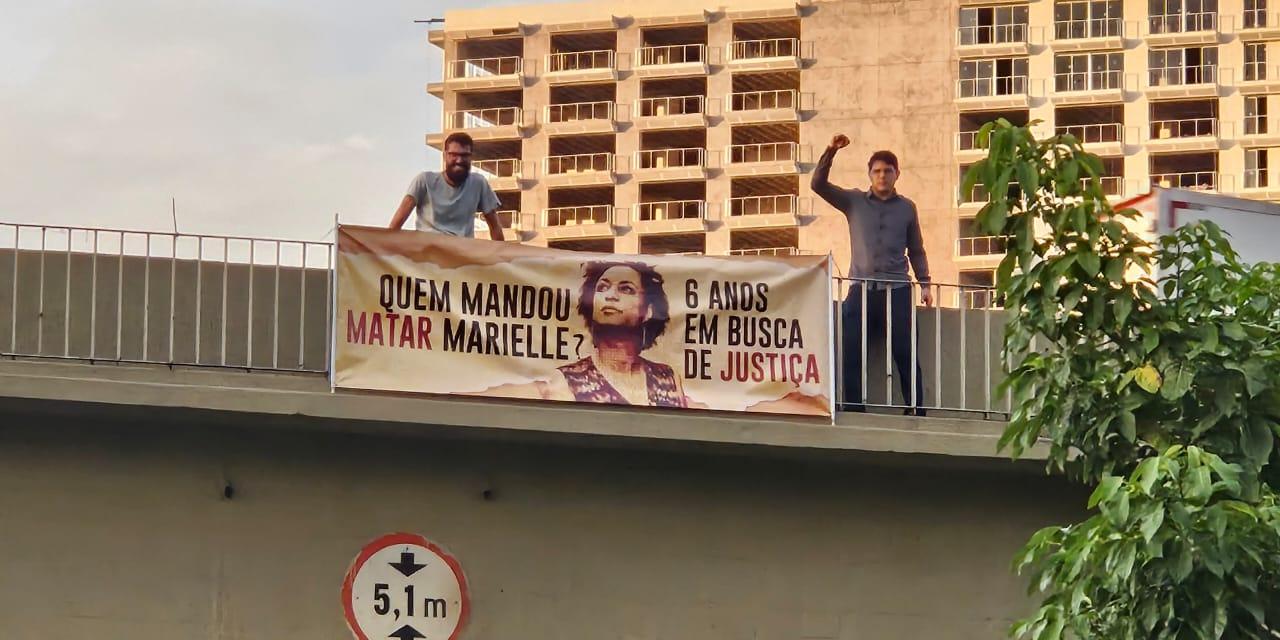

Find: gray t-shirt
<box><xmin>406</xmin><ymin>171</ymin><xmax>500</xmax><ymax>237</ymax></box>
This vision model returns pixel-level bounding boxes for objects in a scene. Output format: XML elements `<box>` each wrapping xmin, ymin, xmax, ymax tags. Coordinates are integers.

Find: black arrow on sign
<box><xmin>388</xmin><ymin>624</ymin><xmax>425</xmax><ymax>640</ymax></box>
<box><xmin>389</xmin><ymin>551</ymin><xmax>426</xmax><ymax>577</ymax></box>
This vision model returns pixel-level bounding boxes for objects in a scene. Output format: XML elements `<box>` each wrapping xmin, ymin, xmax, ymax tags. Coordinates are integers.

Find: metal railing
<box><xmin>545</xmin><ymin>153</ymin><xmax>614</xmax><ymax>175</ymax></box>
<box><xmin>1151</xmin><ymin>171</ymin><xmax>1218</xmax><ymax>191</ymax></box>
<box><xmin>447</xmin><ymin>107</ymin><xmax>522</xmax><ymax>129</ymax></box>
<box><xmin>957</xmin><ymin>130</ymin><xmax>984</xmax><ymax>151</ymax></box>
<box><xmin>727</xmin><ymin>142</ymin><xmax>797</xmax><ymax>164</ymax></box>
<box><xmin>547</xmin><ymin>49</ymin><xmax>615</xmax><ymax>73</ymax></box>
<box><xmin>1150</xmin><ymin>117</ymin><xmax>1217</xmax><ymax>139</ymax></box>
<box><xmin>637</xmin><ymin>200</ymin><xmax>706</xmax><ymax>222</ymax></box>
<box><xmin>3</xmin><ymin>221</ymin><xmax>1022</xmax><ymax>418</ymax></box>
<box><xmin>1057</xmin><ymin>123</ymin><xmax>1123</xmax><ymax>144</ymax></box>
<box><xmin>1091</xmin><ymin>175</ymin><xmax>1125</xmax><ymax>195</ymax></box>
<box><xmin>636</xmin><ymin>148</ymin><xmax>705</xmax><ymax>170</ymax></box>
<box><xmin>730</xmin><ymin>247</ymin><xmax>801</xmax><ymax>256</ymax></box>
<box><xmin>1149</xmin><ymin>64</ymin><xmax>1217</xmax><ymax>86</ymax></box>
<box><xmin>490</xmin><ymin>210</ymin><xmax>520</xmax><ymax>230</ymax></box>
<box><xmin>636</xmin><ymin>95</ymin><xmax>704</xmax><ymax>118</ymax></box>
<box><xmin>472</xmin><ymin>158</ymin><xmax>522</xmax><ymax>180</ymax></box>
<box><xmin>1243</xmin><ymin>10</ymin><xmax>1279</xmax><ymax>29</ymax></box>
<box><xmin>730</xmin><ymin>38</ymin><xmax>799</xmax><ymax>61</ymax></box>
<box><xmin>636</xmin><ymin>43</ymin><xmax>705</xmax><ymax>66</ymax></box>
<box><xmin>957</xmin><ymin>23</ymin><xmax>1029</xmax><ymax>46</ymax></box>
<box><xmin>1054</xmin><ymin>17</ymin><xmax>1124</xmax><ymax>40</ymax></box>
<box><xmin>957</xmin><ymin>76</ymin><xmax>1029</xmax><ymax>98</ymax></box>
<box><xmin>834</xmin><ymin>277</ymin><xmax>1008</xmax><ymax>415</ymax></box>
<box><xmin>543</xmin><ymin>205</ymin><xmax>612</xmax><ymax>227</ymax></box>
<box><xmin>727</xmin><ymin>194</ymin><xmax>797</xmax><ymax>217</ymax></box>
<box><xmin>1054</xmin><ymin>69</ymin><xmax>1123</xmax><ymax>92</ymax></box>
<box><xmin>1149</xmin><ymin>11</ymin><xmax>1217</xmax><ymax>34</ymax></box>
<box><xmin>957</xmin><ymin>236</ymin><xmax>1008</xmax><ymax>256</ymax></box>
<box><xmin>1245</xmin><ymin>168</ymin><xmax>1270</xmax><ymax>189</ymax></box>
<box><xmin>447</xmin><ymin>56</ymin><xmax>523</xmax><ymax>80</ymax></box>
<box><xmin>1243</xmin><ymin>62</ymin><xmax>1277</xmax><ymax>82</ymax></box>
<box><xmin>0</xmin><ymin>223</ymin><xmax>331</xmax><ymax>371</ymax></box>
<box><xmin>728</xmin><ymin>89</ymin><xmax>797</xmax><ymax>112</ymax></box>
<box><xmin>546</xmin><ymin>101</ymin><xmax>614</xmax><ymax>124</ymax></box>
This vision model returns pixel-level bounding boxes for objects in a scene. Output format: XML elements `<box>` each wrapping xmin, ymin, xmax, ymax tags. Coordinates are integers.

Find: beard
<box><xmin>445</xmin><ymin>163</ymin><xmax>469</xmax><ymax>183</ymax></box>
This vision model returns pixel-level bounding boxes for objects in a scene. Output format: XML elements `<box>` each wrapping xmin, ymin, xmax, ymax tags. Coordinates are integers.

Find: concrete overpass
<box><xmin>0</xmin><ymin>224</ymin><xmax>1077</xmax><ymax>639</ymax></box>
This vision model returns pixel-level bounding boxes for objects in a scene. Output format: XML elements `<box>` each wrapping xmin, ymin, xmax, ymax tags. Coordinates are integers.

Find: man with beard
<box><xmin>388</xmin><ymin>132</ymin><xmax>505</xmax><ymax>240</ymax></box>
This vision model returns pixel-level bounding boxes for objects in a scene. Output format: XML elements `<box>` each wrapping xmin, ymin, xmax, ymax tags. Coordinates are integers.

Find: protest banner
<box><xmin>334</xmin><ymin>226</ymin><xmax>834</xmax><ymax>417</ymax></box>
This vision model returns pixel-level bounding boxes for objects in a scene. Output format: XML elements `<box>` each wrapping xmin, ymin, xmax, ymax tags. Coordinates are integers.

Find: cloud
<box><xmin>0</xmin><ymin>0</ymin><xmax>454</xmax><ymax>239</ymax></box>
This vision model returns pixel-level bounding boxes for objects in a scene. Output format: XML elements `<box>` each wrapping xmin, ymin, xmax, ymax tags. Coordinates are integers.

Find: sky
<box><xmin>0</xmin><ymin>0</ymin><xmax>531</xmax><ymax>242</ymax></box>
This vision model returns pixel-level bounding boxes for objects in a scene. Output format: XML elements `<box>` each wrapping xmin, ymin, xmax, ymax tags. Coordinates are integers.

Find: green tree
<box><xmin>966</xmin><ymin>120</ymin><xmax>1280</xmax><ymax>638</ymax></box>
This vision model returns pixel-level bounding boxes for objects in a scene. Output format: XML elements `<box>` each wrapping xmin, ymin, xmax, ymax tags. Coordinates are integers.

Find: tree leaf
<box><xmin>1078</xmin><ymin>251</ymin><xmax>1101</xmax><ymax>278</ymax></box>
<box><xmin>1160</xmin><ymin>363</ymin><xmax>1194</xmax><ymax>401</ymax></box>
<box><xmin>1089</xmin><ymin>475</ymin><xmax>1122</xmax><ymax>509</ymax></box>
<box><xmin>1135</xmin><ymin>365</ymin><xmax>1162</xmax><ymax>394</ymax></box>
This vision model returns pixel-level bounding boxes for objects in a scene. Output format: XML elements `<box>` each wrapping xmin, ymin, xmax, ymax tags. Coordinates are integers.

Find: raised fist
<box><xmin>829</xmin><ymin>134</ymin><xmax>850</xmax><ymax>150</ymax></box>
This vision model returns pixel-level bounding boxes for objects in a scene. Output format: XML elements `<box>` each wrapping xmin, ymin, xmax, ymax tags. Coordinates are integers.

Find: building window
<box><xmin>1149</xmin><ymin>0</ymin><xmax>1217</xmax><ymax>34</ymax></box>
<box><xmin>956</xmin><ymin>218</ymin><xmax>1008</xmax><ymax>256</ymax></box>
<box><xmin>959</xmin><ymin>5</ymin><xmax>1030</xmax><ymax>44</ymax></box>
<box><xmin>1055</xmin><ymin>52</ymin><xmax>1124</xmax><ymax>91</ymax></box>
<box><xmin>959</xmin><ymin>270</ymin><xmax>1001</xmax><ymax>309</ymax></box>
<box><xmin>1054</xmin><ymin>1</ymin><xmax>1124</xmax><ymax>39</ymax></box>
<box><xmin>1247</xmin><ymin>96</ymin><xmax>1269</xmax><ymax>135</ymax></box>
<box><xmin>1149</xmin><ymin>46</ymin><xmax>1217</xmax><ymax>86</ymax></box>
<box><xmin>1245</xmin><ymin>0</ymin><xmax>1268</xmax><ymax>28</ymax></box>
<box><xmin>959</xmin><ymin>58</ymin><xmax>1029</xmax><ymax>97</ymax></box>
<box><xmin>1246</xmin><ymin>43</ymin><xmax>1267</xmax><ymax>81</ymax></box>
<box><xmin>1247</xmin><ymin>149</ymin><xmax>1270</xmax><ymax>188</ymax></box>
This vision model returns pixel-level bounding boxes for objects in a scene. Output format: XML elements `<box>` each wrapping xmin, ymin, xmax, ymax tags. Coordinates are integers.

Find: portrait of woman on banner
<box><xmin>484</xmin><ymin>260</ymin><xmax>688</xmax><ymax>408</ymax></box>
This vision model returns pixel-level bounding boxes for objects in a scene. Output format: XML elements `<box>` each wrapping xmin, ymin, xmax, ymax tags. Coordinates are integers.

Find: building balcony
<box><xmin>957</xmin><ymin>184</ymin><xmax>991</xmax><ymax>210</ymax></box>
<box><xmin>475</xmin><ymin>210</ymin><xmax>525</xmax><ymax>242</ymax></box>
<box><xmin>1237</xmin><ymin>169</ymin><xmax>1280</xmax><ymax>200</ymax></box>
<box><xmin>956</xmin><ymin>235</ymin><xmax>1008</xmax><ymax>258</ymax></box>
<box><xmin>1084</xmin><ymin>176</ymin><xmax>1127</xmax><ymax>198</ymax></box>
<box><xmin>1050</xmin><ymin>18</ymin><xmax>1132</xmax><ymax>51</ymax></box>
<box><xmin>427</xmin><ymin>81</ymin><xmax>444</xmax><ymax>99</ymax></box>
<box><xmin>723</xmin><ymin>142</ymin><xmax>801</xmax><ymax>177</ymax></box>
<box><xmin>955</xmin><ymin>131</ymin><xmax>987</xmax><ymax>161</ymax></box>
<box><xmin>543</xmin><ymin>101</ymin><xmax>616</xmax><ymax>136</ymax></box>
<box><xmin>540</xmin><ymin>205</ymin><xmax>622</xmax><ymax>240</ymax></box>
<box><xmin>634</xmin><ymin>95</ymin><xmax>708</xmax><ymax>131</ymax></box>
<box><xmin>444</xmin><ymin>56</ymin><xmax>525</xmax><ymax>90</ymax></box>
<box><xmin>1151</xmin><ymin>171</ymin><xmax>1221</xmax><ymax>192</ymax></box>
<box><xmin>428</xmin><ymin>108</ymin><xmax>529</xmax><ymax>147</ymax></box>
<box><xmin>1056</xmin><ymin>123</ymin><xmax>1126</xmax><ymax>156</ymax></box>
<box><xmin>545</xmin><ymin>50</ymin><xmax>617</xmax><ymax>84</ymax></box>
<box><xmin>724</xmin><ymin>195</ymin><xmax>803</xmax><ymax>229</ymax></box>
<box><xmin>633</xmin><ymin>200</ymin><xmax>711</xmax><ymax>234</ymax></box>
<box><xmin>1239</xmin><ymin>118</ymin><xmax>1280</xmax><ymax>146</ymax></box>
<box><xmin>1146</xmin><ymin>117</ymin><xmax>1220</xmax><ymax>152</ymax></box>
<box><xmin>728</xmin><ymin>247</ymin><xmax>804</xmax><ymax>256</ymax></box>
<box><xmin>543</xmin><ymin>153</ymin><xmax>616</xmax><ymax>188</ymax></box>
<box><xmin>472</xmin><ymin>159</ymin><xmax>532</xmax><ymax>191</ymax></box>
<box><xmin>1145</xmin><ymin>66</ymin><xmax>1221</xmax><ymax>99</ymax></box>
<box><xmin>1237</xmin><ymin>64</ymin><xmax>1280</xmax><ymax>94</ymax></box>
<box><xmin>955</xmin><ymin>24</ymin><xmax>1033</xmax><ymax>58</ymax></box>
<box><xmin>1145</xmin><ymin>12</ymin><xmax>1219</xmax><ymax>46</ymax></box>
<box><xmin>635</xmin><ymin>44</ymin><xmax>709</xmax><ymax>78</ymax></box>
<box><xmin>955</xmin><ymin>76</ymin><xmax>1031</xmax><ymax>110</ymax></box>
<box><xmin>633</xmin><ymin>148</ymin><xmax>708</xmax><ymax>182</ymax></box>
<box><xmin>726</xmin><ymin>38</ymin><xmax>803</xmax><ymax>72</ymax></box>
<box><xmin>725</xmin><ymin>90</ymin><xmax>806</xmax><ymax>125</ymax></box>
<box><xmin>1238</xmin><ymin>11</ymin><xmax>1280</xmax><ymax>40</ymax></box>
<box><xmin>1050</xmin><ymin>71</ymin><xmax>1130</xmax><ymax>105</ymax></box>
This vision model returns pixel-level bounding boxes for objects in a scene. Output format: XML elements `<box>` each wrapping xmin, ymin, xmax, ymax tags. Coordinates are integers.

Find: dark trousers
<box><xmin>841</xmin><ymin>284</ymin><xmax>925</xmax><ymax>413</ymax></box>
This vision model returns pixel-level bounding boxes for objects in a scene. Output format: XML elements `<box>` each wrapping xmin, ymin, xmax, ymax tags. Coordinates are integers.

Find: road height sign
<box><xmin>342</xmin><ymin>533</ymin><xmax>470</xmax><ymax>640</ymax></box>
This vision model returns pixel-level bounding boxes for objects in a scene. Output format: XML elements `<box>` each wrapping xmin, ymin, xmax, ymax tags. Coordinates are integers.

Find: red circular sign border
<box><xmin>341</xmin><ymin>532</ymin><xmax>471</xmax><ymax>640</ymax></box>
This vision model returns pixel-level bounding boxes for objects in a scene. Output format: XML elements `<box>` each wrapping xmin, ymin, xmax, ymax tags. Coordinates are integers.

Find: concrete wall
<box><xmin>0</xmin><ymin>404</ymin><xmax>1082</xmax><ymax>639</ymax></box>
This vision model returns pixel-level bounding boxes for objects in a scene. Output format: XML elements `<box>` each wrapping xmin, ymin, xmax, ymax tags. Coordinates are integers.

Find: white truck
<box><xmin>1118</xmin><ymin>187</ymin><xmax>1280</xmax><ymax>266</ymax></box>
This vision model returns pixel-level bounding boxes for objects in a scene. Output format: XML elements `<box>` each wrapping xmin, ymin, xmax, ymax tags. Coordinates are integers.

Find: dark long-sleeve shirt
<box><xmin>810</xmin><ymin>148</ymin><xmax>930</xmax><ymax>283</ymax></box>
